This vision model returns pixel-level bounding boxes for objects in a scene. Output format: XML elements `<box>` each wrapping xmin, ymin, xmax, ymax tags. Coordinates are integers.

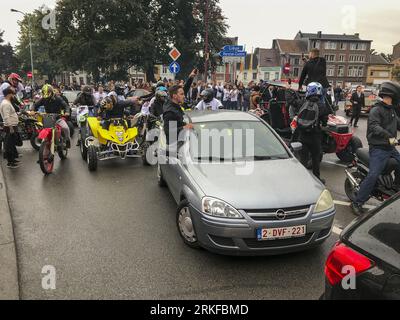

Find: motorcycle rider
<box><xmin>195</xmin><ymin>89</ymin><xmax>223</xmax><ymax>111</ymax></box>
<box><xmin>296</xmin><ymin>82</ymin><xmax>330</xmax><ymax>184</ymax></box>
<box><xmin>351</xmin><ymin>81</ymin><xmax>400</xmax><ymax>215</ymax></box>
<box><xmin>33</xmin><ymin>84</ymin><xmax>71</xmax><ymax>148</ymax></box>
<box><xmin>150</xmin><ymin>88</ymin><xmax>168</xmax><ymax>118</ymax></box>
<box><xmin>74</xmin><ymin>85</ymin><xmax>97</xmax><ymax>116</ymax></box>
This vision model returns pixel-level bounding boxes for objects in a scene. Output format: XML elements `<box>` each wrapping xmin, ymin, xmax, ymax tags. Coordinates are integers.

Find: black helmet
<box><xmin>200</xmin><ymin>89</ymin><xmax>214</xmax><ymax>103</ymax></box>
<box><xmin>379</xmin><ymin>81</ymin><xmax>400</xmax><ymax>105</ymax></box>
<box><xmin>83</xmin><ymin>85</ymin><xmax>92</xmax><ymax>95</ymax></box>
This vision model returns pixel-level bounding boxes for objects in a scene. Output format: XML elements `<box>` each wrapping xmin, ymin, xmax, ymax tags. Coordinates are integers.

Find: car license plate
<box><xmin>257</xmin><ymin>226</ymin><xmax>306</xmax><ymax>241</ymax></box>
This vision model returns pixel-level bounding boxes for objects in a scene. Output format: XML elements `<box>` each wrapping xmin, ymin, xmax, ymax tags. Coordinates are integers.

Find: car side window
<box><xmin>348</xmin><ymin>200</ymin><xmax>400</xmax><ymax>269</ymax></box>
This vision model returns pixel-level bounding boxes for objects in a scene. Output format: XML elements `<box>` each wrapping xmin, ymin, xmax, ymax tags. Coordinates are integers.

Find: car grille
<box><xmin>243</xmin><ymin>205</ymin><xmax>311</xmax><ymax>221</ymax></box>
<box><xmin>244</xmin><ymin>234</ymin><xmax>313</xmax><ymax>249</ymax></box>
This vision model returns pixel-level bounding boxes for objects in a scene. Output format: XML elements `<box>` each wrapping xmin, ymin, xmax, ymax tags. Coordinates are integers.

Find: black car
<box><xmin>323</xmin><ymin>194</ymin><xmax>400</xmax><ymax>300</ymax></box>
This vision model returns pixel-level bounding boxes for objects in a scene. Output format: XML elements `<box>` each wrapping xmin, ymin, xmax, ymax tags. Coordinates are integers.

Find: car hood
<box><xmin>187</xmin><ymin>158</ymin><xmax>324</xmax><ymax>209</ymax></box>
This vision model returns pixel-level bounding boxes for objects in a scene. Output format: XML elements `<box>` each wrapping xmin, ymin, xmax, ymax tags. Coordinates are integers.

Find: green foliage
<box><xmin>0</xmin><ymin>30</ymin><xmax>19</xmax><ymax>76</ymax></box>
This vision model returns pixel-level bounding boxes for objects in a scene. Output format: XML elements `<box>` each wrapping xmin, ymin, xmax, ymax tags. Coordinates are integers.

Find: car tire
<box><xmin>157</xmin><ymin>164</ymin><xmax>166</xmax><ymax>187</ymax></box>
<box><xmin>87</xmin><ymin>145</ymin><xmax>98</xmax><ymax>172</ymax></box>
<box><xmin>176</xmin><ymin>200</ymin><xmax>201</xmax><ymax>249</ymax></box>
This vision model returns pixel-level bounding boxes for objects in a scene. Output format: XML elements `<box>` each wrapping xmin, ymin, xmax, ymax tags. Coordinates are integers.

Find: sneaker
<box><xmin>7</xmin><ymin>162</ymin><xmax>20</xmax><ymax>169</ymax></box>
<box><xmin>351</xmin><ymin>202</ymin><xmax>365</xmax><ymax>216</ymax></box>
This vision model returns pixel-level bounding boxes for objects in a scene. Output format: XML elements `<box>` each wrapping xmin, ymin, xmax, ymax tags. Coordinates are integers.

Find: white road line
<box><xmin>332</xmin><ymin>226</ymin><xmax>343</xmax><ymax>235</ymax></box>
<box><xmin>334</xmin><ymin>200</ymin><xmax>377</xmax><ymax>210</ymax></box>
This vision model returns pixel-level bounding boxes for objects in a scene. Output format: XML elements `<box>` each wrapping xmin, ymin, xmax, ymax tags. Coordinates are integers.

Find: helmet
<box><xmin>101</xmin><ymin>97</ymin><xmax>113</xmax><ymax>111</ymax></box>
<box><xmin>306</xmin><ymin>82</ymin><xmax>323</xmax><ymax>98</ymax></box>
<box><xmin>8</xmin><ymin>73</ymin><xmax>22</xmax><ymax>84</ymax></box>
<box><xmin>115</xmin><ymin>85</ymin><xmax>125</xmax><ymax>96</ymax></box>
<box><xmin>379</xmin><ymin>81</ymin><xmax>400</xmax><ymax>105</ymax></box>
<box><xmin>156</xmin><ymin>86</ymin><xmax>168</xmax><ymax>93</ymax></box>
<box><xmin>155</xmin><ymin>90</ymin><xmax>168</xmax><ymax>100</ymax></box>
<box><xmin>42</xmin><ymin>84</ymin><xmax>54</xmax><ymax>99</ymax></box>
<box><xmin>82</xmin><ymin>85</ymin><xmax>92</xmax><ymax>95</ymax></box>
<box><xmin>200</xmin><ymin>89</ymin><xmax>214</xmax><ymax>103</ymax></box>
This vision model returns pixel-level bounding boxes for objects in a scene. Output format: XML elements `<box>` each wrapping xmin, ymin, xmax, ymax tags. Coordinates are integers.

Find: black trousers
<box><xmin>299</xmin><ymin>132</ymin><xmax>322</xmax><ymax>179</ymax></box>
<box><xmin>350</xmin><ymin>105</ymin><xmax>361</xmax><ymax>126</ymax></box>
<box><xmin>4</xmin><ymin>128</ymin><xmax>18</xmax><ymax>164</ymax></box>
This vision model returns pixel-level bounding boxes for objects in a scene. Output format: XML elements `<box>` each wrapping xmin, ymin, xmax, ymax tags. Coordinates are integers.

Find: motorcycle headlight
<box><xmin>201</xmin><ymin>197</ymin><xmax>243</xmax><ymax>219</ymax></box>
<box><xmin>315</xmin><ymin>190</ymin><xmax>334</xmax><ymax>214</ymax></box>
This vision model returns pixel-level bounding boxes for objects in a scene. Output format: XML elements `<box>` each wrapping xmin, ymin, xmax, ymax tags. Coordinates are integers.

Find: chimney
<box><xmin>317</xmin><ymin>31</ymin><xmax>322</xmax><ymax>38</ymax></box>
<box><xmin>355</xmin><ymin>33</ymin><xmax>360</xmax><ymax>38</ymax></box>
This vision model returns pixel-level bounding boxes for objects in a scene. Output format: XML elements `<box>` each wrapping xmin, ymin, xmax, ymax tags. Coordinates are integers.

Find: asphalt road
<box><xmin>1</xmin><ymin>108</ymin><xmax>378</xmax><ymax>300</ymax></box>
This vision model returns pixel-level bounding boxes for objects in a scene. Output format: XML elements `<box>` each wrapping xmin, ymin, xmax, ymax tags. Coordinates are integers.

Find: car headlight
<box><xmin>202</xmin><ymin>197</ymin><xmax>243</xmax><ymax>219</ymax></box>
<box><xmin>315</xmin><ymin>190</ymin><xmax>334</xmax><ymax>213</ymax></box>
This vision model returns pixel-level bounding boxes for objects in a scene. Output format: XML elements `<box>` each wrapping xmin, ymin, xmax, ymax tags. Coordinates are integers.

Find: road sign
<box><xmin>27</xmin><ymin>72</ymin><xmax>33</xmax><ymax>78</ymax></box>
<box><xmin>169</xmin><ymin>48</ymin><xmax>181</xmax><ymax>61</ymax></box>
<box><xmin>283</xmin><ymin>63</ymin><xmax>291</xmax><ymax>75</ymax></box>
<box><xmin>223</xmin><ymin>45</ymin><xmax>244</xmax><ymax>52</ymax></box>
<box><xmin>169</xmin><ymin>61</ymin><xmax>181</xmax><ymax>74</ymax></box>
<box><xmin>219</xmin><ymin>51</ymin><xmax>247</xmax><ymax>58</ymax></box>
<box><xmin>222</xmin><ymin>56</ymin><xmax>245</xmax><ymax>64</ymax></box>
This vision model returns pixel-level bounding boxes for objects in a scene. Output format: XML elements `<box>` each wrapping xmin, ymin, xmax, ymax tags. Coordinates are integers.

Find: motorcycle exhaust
<box><xmin>345</xmin><ymin>169</ymin><xmax>359</xmax><ymax>189</ymax></box>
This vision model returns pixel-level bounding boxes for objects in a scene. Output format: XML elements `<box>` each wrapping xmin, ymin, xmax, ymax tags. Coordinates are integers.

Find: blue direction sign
<box><xmin>219</xmin><ymin>51</ymin><xmax>247</xmax><ymax>57</ymax></box>
<box><xmin>169</xmin><ymin>61</ymin><xmax>181</xmax><ymax>74</ymax></box>
<box><xmin>223</xmin><ymin>45</ymin><xmax>244</xmax><ymax>52</ymax></box>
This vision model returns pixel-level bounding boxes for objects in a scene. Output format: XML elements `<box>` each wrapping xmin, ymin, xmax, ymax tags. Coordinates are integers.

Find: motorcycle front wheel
<box><xmin>30</xmin><ymin>132</ymin><xmax>41</xmax><ymax>151</ymax></box>
<box><xmin>39</xmin><ymin>141</ymin><xmax>54</xmax><ymax>175</ymax></box>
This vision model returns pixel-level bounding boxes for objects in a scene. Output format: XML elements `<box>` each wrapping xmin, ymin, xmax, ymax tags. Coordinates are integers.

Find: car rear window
<box><xmin>347</xmin><ymin>198</ymin><xmax>400</xmax><ymax>269</ymax></box>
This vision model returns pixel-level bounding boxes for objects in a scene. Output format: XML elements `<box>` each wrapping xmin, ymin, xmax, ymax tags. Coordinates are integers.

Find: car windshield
<box><xmin>189</xmin><ymin>121</ymin><xmax>290</xmax><ymax>162</ymax></box>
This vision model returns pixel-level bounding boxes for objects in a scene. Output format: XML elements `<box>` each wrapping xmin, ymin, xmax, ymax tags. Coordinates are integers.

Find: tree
<box><xmin>0</xmin><ymin>30</ymin><xmax>19</xmax><ymax>76</ymax></box>
<box><xmin>15</xmin><ymin>8</ymin><xmax>62</xmax><ymax>82</ymax></box>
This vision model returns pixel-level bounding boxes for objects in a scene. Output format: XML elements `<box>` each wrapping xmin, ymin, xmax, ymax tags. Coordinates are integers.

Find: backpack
<box><xmin>296</xmin><ymin>100</ymin><xmax>320</xmax><ymax>132</ymax></box>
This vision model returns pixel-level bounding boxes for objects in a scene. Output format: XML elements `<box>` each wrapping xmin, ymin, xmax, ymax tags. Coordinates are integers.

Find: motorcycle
<box><xmin>76</xmin><ymin>106</ymin><xmax>90</xmax><ymax>160</ymax></box>
<box><xmin>85</xmin><ymin>117</ymin><xmax>141</xmax><ymax>172</ymax></box>
<box><xmin>38</xmin><ymin>114</ymin><xmax>69</xmax><ymax>175</ymax></box>
<box><xmin>140</xmin><ymin>114</ymin><xmax>161</xmax><ymax>166</ymax></box>
<box><xmin>344</xmin><ymin>144</ymin><xmax>400</xmax><ymax>203</ymax></box>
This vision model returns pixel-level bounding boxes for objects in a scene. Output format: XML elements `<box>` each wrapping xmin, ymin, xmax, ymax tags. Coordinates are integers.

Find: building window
<box><xmin>253</xmin><ymin>73</ymin><xmax>257</xmax><ymax>80</ymax></box>
<box><xmin>275</xmin><ymin>72</ymin><xmax>280</xmax><ymax>80</ymax></box>
<box><xmin>294</xmin><ymin>58</ymin><xmax>300</xmax><ymax>65</ymax></box>
<box><xmin>350</xmin><ymin>43</ymin><xmax>367</xmax><ymax>51</ymax></box>
<box><xmin>348</xmin><ymin>66</ymin><xmax>364</xmax><ymax>77</ymax></box>
<box><xmin>293</xmin><ymin>68</ymin><xmax>299</xmax><ymax>77</ymax></box>
<box><xmin>325</xmin><ymin>42</ymin><xmax>337</xmax><ymax>50</ymax></box>
<box><xmin>349</xmin><ymin>55</ymin><xmax>366</xmax><ymax>62</ymax></box>
<box><xmin>327</xmin><ymin>66</ymin><xmax>335</xmax><ymax>77</ymax></box>
<box><xmin>338</xmin><ymin>55</ymin><xmax>346</xmax><ymax>62</ymax></box>
<box><xmin>79</xmin><ymin>77</ymin><xmax>84</xmax><ymax>85</ymax></box>
<box><xmin>264</xmin><ymin>72</ymin><xmax>270</xmax><ymax>80</ymax></box>
<box><xmin>311</xmin><ymin>41</ymin><xmax>320</xmax><ymax>49</ymax></box>
<box><xmin>324</xmin><ymin>54</ymin><xmax>336</xmax><ymax>62</ymax></box>
<box><xmin>358</xmin><ymin>66</ymin><xmax>364</xmax><ymax>77</ymax></box>
<box><xmin>162</xmin><ymin>66</ymin><xmax>168</xmax><ymax>74</ymax></box>
<box><xmin>244</xmin><ymin>72</ymin><xmax>247</xmax><ymax>80</ymax></box>
<box><xmin>339</xmin><ymin>43</ymin><xmax>347</xmax><ymax>50</ymax></box>
<box><xmin>338</xmin><ymin>66</ymin><xmax>345</xmax><ymax>77</ymax></box>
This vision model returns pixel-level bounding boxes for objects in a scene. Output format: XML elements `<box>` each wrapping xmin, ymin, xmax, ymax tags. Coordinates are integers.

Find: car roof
<box><xmin>185</xmin><ymin>110</ymin><xmax>259</xmax><ymax>123</ymax></box>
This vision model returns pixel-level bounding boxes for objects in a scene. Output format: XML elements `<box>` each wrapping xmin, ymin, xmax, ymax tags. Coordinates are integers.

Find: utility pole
<box><xmin>204</xmin><ymin>0</ymin><xmax>210</xmax><ymax>83</ymax></box>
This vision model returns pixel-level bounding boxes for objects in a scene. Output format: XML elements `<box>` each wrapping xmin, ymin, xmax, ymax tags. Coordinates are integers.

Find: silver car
<box><xmin>157</xmin><ymin>111</ymin><xmax>336</xmax><ymax>256</ymax></box>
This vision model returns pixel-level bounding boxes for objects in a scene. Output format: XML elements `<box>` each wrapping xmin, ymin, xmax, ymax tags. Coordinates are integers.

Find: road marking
<box><xmin>332</xmin><ymin>226</ymin><xmax>343</xmax><ymax>235</ymax></box>
<box><xmin>334</xmin><ymin>200</ymin><xmax>377</xmax><ymax>210</ymax></box>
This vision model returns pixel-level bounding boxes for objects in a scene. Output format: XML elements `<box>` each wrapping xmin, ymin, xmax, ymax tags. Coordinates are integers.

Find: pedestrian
<box><xmin>229</xmin><ymin>85</ymin><xmax>239</xmax><ymax>110</ymax></box>
<box><xmin>351</xmin><ymin>81</ymin><xmax>400</xmax><ymax>215</ymax></box>
<box><xmin>250</xmin><ymin>86</ymin><xmax>262</xmax><ymax>110</ymax></box>
<box><xmin>298</xmin><ymin>48</ymin><xmax>330</xmax><ymax>104</ymax></box>
<box><xmin>296</xmin><ymin>82</ymin><xmax>330</xmax><ymax>184</ymax></box>
<box><xmin>242</xmin><ymin>83</ymin><xmax>251</xmax><ymax>112</ymax></box>
<box><xmin>0</xmin><ymin>87</ymin><xmax>20</xmax><ymax>169</ymax></box>
<box><xmin>237</xmin><ymin>82</ymin><xmax>245</xmax><ymax>111</ymax></box>
<box><xmin>222</xmin><ymin>84</ymin><xmax>230</xmax><ymax>109</ymax></box>
<box><xmin>25</xmin><ymin>83</ymin><xmax>32</xmax><ymax>99</ymax></box>
<box><xmin>94</xmin><ymin>85</ymin><xmax>107</xmax><ymax>105</ymax></box>
<box><xmin>334</xmin><ymin>84</ymin><xmax>343</xmax><ymax>108</ymax></box>
<box><xmin>350</xmin><ymin>85</ymin><xmax>365</xmax><ymax>128</ymax></box>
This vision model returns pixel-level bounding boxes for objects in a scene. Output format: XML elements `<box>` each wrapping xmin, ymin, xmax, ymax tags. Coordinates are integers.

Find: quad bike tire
<box><xmin>30</xmin><ymin>132</ymin><xmax>41</xmax><ymax>151</ymax></box>
<box><xmin>336</xmin><ymin>136</ymin><xmax>363</xmax><ymax>163</ymax></box>
<box><xmin>87</xmin><ymin>145</ymin><xmax>98</xmax><ymax>172</ymax></box>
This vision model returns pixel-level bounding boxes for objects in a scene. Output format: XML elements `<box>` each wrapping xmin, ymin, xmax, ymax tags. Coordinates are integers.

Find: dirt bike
<box><xmin>38</xmin><ymin>114</ymin><xmax>68</xmax><ymax>175</ymax></box>
<box><xmin>344</xmin><ymin>144</ymin><xmax>400</xmax><ymax>203</ymax></box>
<box><xmin>18</xmin><ymin>112</ymin><xmax>43</xmax><ymax>151</ymax></box>
<box><xmin>76</xmin><ymin>106</ymin><xmax>90</xmax><ymax>160</ymax></box>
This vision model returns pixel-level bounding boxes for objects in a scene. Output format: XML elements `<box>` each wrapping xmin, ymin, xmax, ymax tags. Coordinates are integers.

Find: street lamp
<box><xmin>11</xmin><ymin>8</ymin><xmax>35</xmax><ymax>87</ymax></box>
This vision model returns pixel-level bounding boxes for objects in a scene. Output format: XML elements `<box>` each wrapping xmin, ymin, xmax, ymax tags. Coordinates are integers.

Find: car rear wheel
<box><xmin>176</xmin><ymin>200</ymin><xmax>200</xmax><ymax>249</ymax></box>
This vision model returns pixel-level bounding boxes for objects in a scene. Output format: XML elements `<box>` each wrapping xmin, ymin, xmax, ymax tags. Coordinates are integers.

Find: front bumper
<box><xmin>190</xmin><ymin>204</ymin><xmax>336</xmax><ymax>256</ymax></box>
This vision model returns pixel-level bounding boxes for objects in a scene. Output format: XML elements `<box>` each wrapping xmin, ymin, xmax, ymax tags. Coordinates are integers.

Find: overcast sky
<box><xmin>1</xmin><ymin>0</ymin><xmax>399</xmax><ymax>54</ymax></box>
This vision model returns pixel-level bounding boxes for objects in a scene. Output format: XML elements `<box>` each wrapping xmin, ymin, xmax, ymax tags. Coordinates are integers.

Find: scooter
<box><xmin>344</xmin><ymin>144</ymin><xmax>400</xmax><ymax>203</ymax></box>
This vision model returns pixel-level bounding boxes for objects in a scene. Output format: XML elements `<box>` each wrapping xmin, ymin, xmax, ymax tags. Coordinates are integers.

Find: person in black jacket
<box><xmin>298</xmin><ymin>49</ymin><xmax>330</xmax><ymax>103</ymax></box>
<box><xmin>74</xmin><ymin>85</ymin><xmax>97</xmax><ymax>115</ymax></box>
<box><xmin>352</xmin><ymin>81</ymin><xmax>400</xmax><ymax>215</ymax></box>
<box><xmin>163</xmin><ymin>69</ymin><xmax>197</xmax><ymax>145</ymax></box>
<box><xmin>349</xmin><ymin>86</ymin><xmax>365</xmax><ymax>127</ymax></box>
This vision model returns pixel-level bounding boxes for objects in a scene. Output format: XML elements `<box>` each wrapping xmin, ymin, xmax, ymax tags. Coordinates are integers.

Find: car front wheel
<box><xmin>176</xmin><ymin>200</ymin><xmax>200</xmax><ymax>249</ymax></box>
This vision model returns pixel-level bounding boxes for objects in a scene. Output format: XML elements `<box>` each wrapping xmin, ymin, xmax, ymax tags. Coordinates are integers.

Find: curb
<box><xmin>0</xmin><ymin>164</ymin><xmax>19</xmax><ymax>300</ymax></box>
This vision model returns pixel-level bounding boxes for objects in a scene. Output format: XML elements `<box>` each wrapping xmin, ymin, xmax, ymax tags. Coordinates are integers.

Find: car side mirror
<box><xmin>290</xmin><ymin>142</ymin><xmax>303</xmax><ymax>153</ymax></box>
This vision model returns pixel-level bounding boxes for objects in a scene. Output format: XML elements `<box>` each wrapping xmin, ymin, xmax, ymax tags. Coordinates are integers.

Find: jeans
<box><xmin>299</xmin><ymin>131</ymin><xmax>322</xmax><ymax>179</ymax></box>
<box><xmin>355</xmin><ymin>147</ymin><xmax>400</xmax><ymax>204</ymax></box>
<box><xmin>4</xmin><ymin>128</ymin><xmax>18</xmax><ymax>164</ymax></box>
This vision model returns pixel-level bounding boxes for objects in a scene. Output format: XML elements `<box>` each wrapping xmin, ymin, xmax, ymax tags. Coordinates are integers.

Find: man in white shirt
<box><xmin>94</xmin><ymin>85</ymin><xmax>107</xmax><ymax>104</ymax></box>
<box><xmin>195</xmin><ymin>89</ymin><xmax>222</xmax><ymax>111</ymax></box>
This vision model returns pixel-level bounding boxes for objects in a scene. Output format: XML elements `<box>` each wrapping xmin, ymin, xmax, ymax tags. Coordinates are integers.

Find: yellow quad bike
<box><xmin>85</xmin><ymin>117</ymin><xmax>141</xmax><ymax>171</ymax></box>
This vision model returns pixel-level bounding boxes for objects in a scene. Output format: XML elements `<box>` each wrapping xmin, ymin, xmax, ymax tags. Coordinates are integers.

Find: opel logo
<box><xmin>276</xmin><ymin>209</ymin><xmax>287</xmax><ymax>220</ymax></box>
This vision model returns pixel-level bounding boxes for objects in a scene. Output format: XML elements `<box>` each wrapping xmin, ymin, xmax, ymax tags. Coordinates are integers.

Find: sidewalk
<box><xmin>0</xmin><ymin>164</ymin><xmax>19</xmax><ymax>300</ymax></box>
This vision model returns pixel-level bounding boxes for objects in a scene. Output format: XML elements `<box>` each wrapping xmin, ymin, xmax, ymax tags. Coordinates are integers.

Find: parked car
<box><xmin>322</xmin><ymin>193</ymin><xmax>400</xmax><ymax>300</ymax></box>
<box><xmin>157</xmin><ymin>111</ymin><xmax>336</xmax><ymax>256</ymax></box>
<box><xmin>344</xmin><ymin>88</ymin><xmax>378</xmax><ymax>117</ymax></box>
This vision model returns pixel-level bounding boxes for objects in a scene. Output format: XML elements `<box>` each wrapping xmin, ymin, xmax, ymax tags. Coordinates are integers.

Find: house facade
<box><xmin>367</xmin><ymin>55</ymin><xmax>393</xmax><ymax>85</ymax></box>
